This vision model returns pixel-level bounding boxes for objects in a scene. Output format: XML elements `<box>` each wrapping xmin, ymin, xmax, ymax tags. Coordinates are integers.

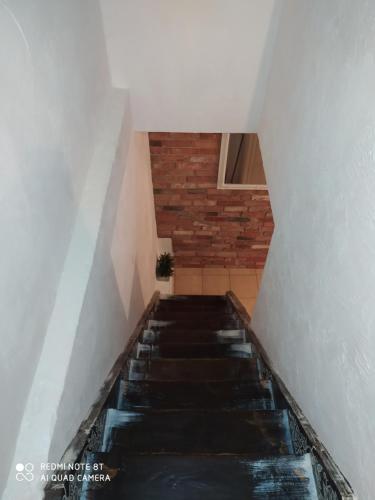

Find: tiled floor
<box><xmin>173</xmin><ymin>268</ymin><xmax>263</xmax><ymax>315</ymax></box>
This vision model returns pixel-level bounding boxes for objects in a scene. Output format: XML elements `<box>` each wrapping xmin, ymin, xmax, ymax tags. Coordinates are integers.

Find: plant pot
<box><xmin>156</xmin><ymin>275</ymin><xmax>170</xmax><ymax>282</ymax></box>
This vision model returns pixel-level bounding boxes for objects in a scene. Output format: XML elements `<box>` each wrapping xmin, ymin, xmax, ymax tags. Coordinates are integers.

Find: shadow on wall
<box><xmin>0</xmin><ymin>0</ymin><xmax>112</xmax><ymax>494</ymax></box>
<box><xmin>48</xmin><ymin>131</ymin><xmax>157</xmax><ymax>463</ymax></box>
<box><xmin>244</xmin><ymin>0</ymin><xmax>282</xmax><ymax>130</ymax></box>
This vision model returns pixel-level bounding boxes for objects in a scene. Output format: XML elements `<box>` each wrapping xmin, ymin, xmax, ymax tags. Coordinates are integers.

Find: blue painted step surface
<box><xmin>100</xmin><ymin>408</ymin><xmax>293</xmax><ymax>455</ymax></box>
<box><xmin>141</xmin><ymin>328</ymin><xmax>248</xmax><ymax>344</ymax></box>
<box><xmin>127</xmin><ymin>357</ymin><xmax>260</xmax><ymax>381</ymax></box>
<box><xmin>116</xmin><ymin>379</ymin><xmax>274</xmax><ymax>411</ymax></box>
<box><xmin>147</xmin><ymin>318</ymin><xmax>243</xmax><ymax>329</ymax></box>
<box><xmin>80</xmin><ymin>453</ymin><xmax>318</xmax><ymax>500</ymax></box>
<box><xmin>72</xmin><ymin>294</ymin><xmax>319</xmax><ymax>499</ymax></box>
<box><xmin>135</xmin><ymin>341</ymin><xmax>254</xmax><ymax>359</ymax></box>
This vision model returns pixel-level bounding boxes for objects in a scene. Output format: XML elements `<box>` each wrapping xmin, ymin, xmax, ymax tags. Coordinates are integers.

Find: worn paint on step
<box><xmin>136</xmin><ymin>342</ymin><xmax>254</xmax><ymax>359</ymax></box>
<box><xmin>117</xmin><ymin>379</ymin><xmax>274</xmax><ymax>411</ymax></box>
<box><xmin>101</xmin><ymin>409</ymin><xmax>293</xmax><ymax>455</ymax></box>
<box><xmin>127</xmin><ymin>357</ymin><xmax>260</xmax><ymax>382</ymax></box>
<box><xmin>80</xmin><ymin>454</ymin><xmax>317</xmax><ymax>499</ymax></box>
<box><xmin>147</xmin><ymin>318</ymin><xmax>242</xmax><ymax>330</ymax></box>
<box><xmin>141</xmin><ymin>328</ymin><xmax>247</xmax><ymax>344</ymax></box>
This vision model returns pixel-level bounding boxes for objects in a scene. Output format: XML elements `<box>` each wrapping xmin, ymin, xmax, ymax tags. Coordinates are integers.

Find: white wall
<box><xmin>100</xmin><ymin>0</ymin><xmax>280</xmax><ymax>132</ymax></box>
<box><xmin>1</xmin><ymin>1</ymin><xmax>158</xmax><ymax>498</ymax></box>
<box><xmin>253</xmin><ymin>1</ymin><xmax>375</xmax><ymax>498</ymax></box>
<box><xmin>0</xmin><ymin>0</ymin><xmax>109</xmax><ymax>494</ymax></box>
<box><xmin>48</xmin><ymin>129</ymin><xmax>158</xmax><ymax>469</ymax></box>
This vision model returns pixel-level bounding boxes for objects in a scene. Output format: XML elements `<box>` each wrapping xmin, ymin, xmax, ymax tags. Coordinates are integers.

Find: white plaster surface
<box><xmin>4</xmin><ymin>89</ymin><xmax>127</xmax><ymax>500</ymax></box>
<box><xmin>1</xmin><ymin>2</ymin><xmax>158</xmax><ymax>498</ymax></box>
<box><xmin>253</xmin><ymin>1</ymin><xmax>375</xmax><ymax>498</ymax></box>
<box><xmin>99</xmin><ymin>0</ymin><xmax>280</xmax><ymax>132</ymax></box>
<box><xmin>0</xmin><ymin>0</ymin><xmax>110</xmax><ymax>494</ymax></box>
<box><xmin>47</xmin><ymin>129</ymin><xmax>158</xmax><ymax>473</ymax></box>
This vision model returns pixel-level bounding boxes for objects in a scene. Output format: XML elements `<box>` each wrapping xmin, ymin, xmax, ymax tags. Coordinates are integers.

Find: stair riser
<box><xmin>141</xmin><ymin>329</ymin><xmax>247</xmax><ymax>344</ymax></box>
<box><xmin>102</xmin><ymin>409</ymin><xmax>293</xmax><ymax>456</ymax></box>
<box><xmin>155</xmin><ymin>305</ymin><xmax>234</xmax><ymax>314</ymax></box>
<box><xmin>147</xmin><ymin>319</ymin><xmax>242</xmax><ymax>330</ymax></box>
<box><xmin>127</xmin><ymin>358</ymin><xmax>260</xmax><ymax>382</ymax></box>
<box><xmin>150</xmin><ymin>312</ymin><xmax>236</xmax><ymax>321</ymax></box>
<box><xmin>158</xmin><ymin>296</ymin><xmax>227</xmax><ymax>302</ymax></box>
<box><xmin>136</xmin><ymin>342</ymin><xmax>254</xmax><ymax>359</ymax></box>
<box><xmin>116</xmin><ymin>380</ymin><xmax>274</xmax><ymax>411</ymax></box>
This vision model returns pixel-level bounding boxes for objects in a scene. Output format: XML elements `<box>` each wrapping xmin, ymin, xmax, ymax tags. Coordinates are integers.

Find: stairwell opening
<box><xmin>149</xmin><ymin>132</ymin><xmax>274</xmax><ymax>315</ymax></box>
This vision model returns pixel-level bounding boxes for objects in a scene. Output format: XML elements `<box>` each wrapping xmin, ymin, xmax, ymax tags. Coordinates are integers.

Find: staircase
<box><xmin>72</xmin><ymin>294</ymin><xmax>320</xmax><ymax>499</ymax></box>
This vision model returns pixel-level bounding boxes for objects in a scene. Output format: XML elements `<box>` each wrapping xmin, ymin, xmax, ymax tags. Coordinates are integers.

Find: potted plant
<box><xmin>156</xmin><ymin>252</ymin><xmax>174</xmax><ymax>281</ymax></box>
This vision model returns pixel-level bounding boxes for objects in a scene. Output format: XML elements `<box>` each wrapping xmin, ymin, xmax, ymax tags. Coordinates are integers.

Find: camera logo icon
<box><xmin>15</xmin><ymin>463</ymin><xmax>34</xmax><ymax>482</ymax></box>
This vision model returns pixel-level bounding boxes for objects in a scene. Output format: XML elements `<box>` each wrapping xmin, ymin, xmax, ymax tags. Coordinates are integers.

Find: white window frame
<box><xmin>217</xmin><ymin>133</ymin><xmax>268</xmax><ymax>191</ymax></box>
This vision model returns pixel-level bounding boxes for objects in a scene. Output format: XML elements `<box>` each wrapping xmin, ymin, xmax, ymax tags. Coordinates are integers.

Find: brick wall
<box><xmin>149</xmin><ymin>132</ymin><xmax>274</xmax><ymax>268</ymax></box>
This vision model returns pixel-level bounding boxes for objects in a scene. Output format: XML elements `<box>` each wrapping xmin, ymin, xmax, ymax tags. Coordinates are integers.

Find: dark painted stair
<box><xmin>101</xmin><ymin>408</ymin><xmax>293</xmax><ymax>455</ymax></box>
<box><xmin>147</xmin><ymin>317</ymin><xmax>242</xmax><ymax>330</ymax></box>
<box><xmin>128</xmin><ymin>357</ymin><xmax>260</xmax><ymax>381</ymax></box>
<box><xmin>150</xmin><ymin>310</ymin><xmax>237</xmax><ymax>321</ymax></box>
<box><xmin>117</xmin><ymin>379</ymin><xmax>274</xmax><ymax>410</ymax></box>
<box><xmin>141</xmin><ymin>327</ymin><xmax>247</xmax><ymax>344</ymax></box>
<box><xmin>77</xmin><ymin>294</ymin><xmax>318</xmax><ymax>499</ymax></box>
<box><xmin>136</xmin><ymin>341</ymin><xmax>254</xmax><ymax>358</ymax></box>
<box><xmin>81</xmin><ymin>453</ymin><xmax>317</xmax><ymax>500</ymax></box>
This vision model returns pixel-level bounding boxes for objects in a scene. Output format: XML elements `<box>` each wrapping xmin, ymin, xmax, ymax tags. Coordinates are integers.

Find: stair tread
<box><xmin>102</xmin><ymin>409</ymin><xmax>293</xmax><ymax>455</ymax></box>
<box><xmin>151</xmin><ymin>311</ymin><xmax>236</xmax><ymax>320</ymax></box>
<box><xmin>136</xmin><ymin>341</ymin><xmax>254</xmax><ymax>359</ymax></box>
<box><xmin>156</xmin><ymin>303</ymin><xmax>233</xmax><ymax>313</ymax></box>
<box><xmin>117</xmin><ymin>379</ymin><xmax>273</xmax><ymax>410</ymax></box>
<box><xmin>81</xmin><ymin>453</ymin><xmax>317</xmax><ymax>499</ymax></box>
<box><xmin>148</xmin><ymin>319</ymin><xmax>242</xmax><ymax>329</ymax></box>
<box><xmin>127</xmin><ymin>357</ymin><xmax>260</xmax><ymax>381</ymax></box>
<box><xmin>159</xmin><ymin>295</ymin><xmax>227</xmax><ymax>302</ymax></box>
<box><xmin>142</xmin><ymin>328</ymin><xmax>247</xmax><ymax>344</ymax></box>
<box><xmin>73</xmin><ymin>294</ymin><xmax>320</xmax><ymax>499</ymax></box>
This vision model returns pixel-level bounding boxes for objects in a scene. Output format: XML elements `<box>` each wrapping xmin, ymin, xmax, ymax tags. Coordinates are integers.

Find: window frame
<box><xmin>217</xmin><ymin>133</ymin><xmax>268</xmax><ymax>191</ymax></box>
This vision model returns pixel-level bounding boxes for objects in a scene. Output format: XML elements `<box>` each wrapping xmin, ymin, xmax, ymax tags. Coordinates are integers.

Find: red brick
<box><xmin>216</xmin><ymin>251</ymin><xmax>236</xmax><ymax>257</ymax></box>
<box><xmin>224</xmin><ymin>206</ymin><xmax>248</xmax><ymax>212</ymax></box>
<box><xmin>173</xmin><ymin>230</ymin><xmax>193</xmax><ymax>235</ymax></box>
<box><xmin>177</xmin><ymin>250</ymin><xmax>196</xmax><ymax>257</ymax></box>
<box><xmin>150</xmin><ymin>132</ymin><xmax>273</xmax><ymax>268</ymax></box>
<box><xmin>164</xmin><ymin>140</ymin><xmax>194</xmax><ymax>147</ymax></box>
<box><xmin>191</xmin><ymin>200</ymin><xmax>216</xmax><ymax>207</ymax></box>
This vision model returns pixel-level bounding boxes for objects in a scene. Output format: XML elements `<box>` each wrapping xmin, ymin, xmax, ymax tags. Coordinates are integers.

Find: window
<box><xmin>217</xmin><ymin>133</ymin><xmax>267</xmax><ymax>190</ymax></box>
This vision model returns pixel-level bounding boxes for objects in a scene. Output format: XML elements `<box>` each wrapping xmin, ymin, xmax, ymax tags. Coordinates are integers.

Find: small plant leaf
<box><xmin>156</xmin><ymin>252</ymin><xmax>174</xmax><ymax>278</ymax></box>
